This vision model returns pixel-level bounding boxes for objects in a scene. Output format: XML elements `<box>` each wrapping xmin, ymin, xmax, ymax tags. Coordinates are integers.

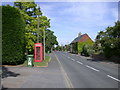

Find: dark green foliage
<box><xmin>14</xmin><ymin>2</ymin><xmax>58</xmax><ymax>54</ymax></box>
<box><xmin>72</xmin><ymin>42</ymin><xmax>78</xmax><ymax>54</ymax></box>
<box><xmin>0</xmin><ymin>6</ymin><xmax>2</xmax><ymax>65</ymax></box>
<box><xmin>55</xmin><ymin>45</ymin><xmax>62</xmax><ymax>51</ymax></box>
<box><xmin>14</xmin><ymin>2</ymin><xmax>39</xmax><ymax>53</ymax></box>
<box><xmin>2</xmin><ymin>5</ymin><xmax>25</xmax><ymax>65</ymax></box>
<box><xmin>103</xmin><ymin>45</ymin><xmax>112</xmax><ymax>58</ymax></box>
<box><xmin>94</xmin><ymin>21</ymin><xmax>120</xmax><ymax>61</ymax></box>
<box><xmin>65</xmin><ymin>44</ymin><xmax>70</xmax><ymax>51</ymax></box>
<box><xmin>45</xmin><ymin>29</ymin><xmax>58</xmax><ymax>53</ymax></box>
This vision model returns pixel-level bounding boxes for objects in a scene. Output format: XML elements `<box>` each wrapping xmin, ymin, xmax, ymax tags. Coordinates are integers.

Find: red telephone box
<box><xmin>34</xmin><ymin>43</ymin><xmax>43</xmax><ymax>62</ymax></box>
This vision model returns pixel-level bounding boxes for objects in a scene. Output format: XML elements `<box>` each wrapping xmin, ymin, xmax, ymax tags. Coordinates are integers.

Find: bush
<box><xmin>81</xmin><ymin>44</ymin><xmax>95</xmax><ymax>56</ymax></box>
<box><xmin>2</xmin><ymin>5</ymin><xmax>25</xmax><ymax>65</ymax></box>
<box><xmin>103</xmin><ymin>46</ymin><xmax>111</xmax><ymax>58</ymax></box>
<box><xmin>78</xmin><ymin>39</ymin><xmax>94</xmax><ymax>54</ymax></box>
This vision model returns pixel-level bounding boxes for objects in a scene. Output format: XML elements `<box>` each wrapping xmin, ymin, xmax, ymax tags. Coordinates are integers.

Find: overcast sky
<box><xmin>2</xmin><ymin>1</ymin><xmax>119</xmax><ymax>45</ymax></box>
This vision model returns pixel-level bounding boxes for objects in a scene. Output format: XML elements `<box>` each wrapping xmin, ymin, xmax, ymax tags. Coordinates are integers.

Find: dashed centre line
<box><xmin>107</xmin><ymin>75</ymin><xmax>120</xmax><ymax>82</ymax></box>
<box><xmin>76</xmin><ymin>61</ymin><xmax>83</xmax><ymax>65</ymax></box>
<box><xmin>62</xmin><ymin>53</ymin><xmax>100</xmax><ymax>72</ymax></box>
<box><xmin>71</xmin><ymin>58</ymin><xmax>75</xmax><ymax>61</ymax></box>
<box><xmin>67</xmin><ymin>56</ymin><xmax>69</xmax><ymax>58</ymax></box>
<box><xmin>61</xmin><ymin>53</ymin><xmax>120</xmax><ymax>83</ymax></box>
<box><xmin>86</xmin><ymin>65</ymin><xmax>99</xmax><ymax>72</ymax></box>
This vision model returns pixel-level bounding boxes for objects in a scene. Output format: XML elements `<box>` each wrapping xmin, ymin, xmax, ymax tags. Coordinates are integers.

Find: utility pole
<box><xmin>37</xmin><ymin>6</ymin><xmax>46</xmax><ymax>60</ymax></box>
<box><xmin>37</xmin><ymin>6</ymin><xmax>40</xmax><ymax>43</ymax></box>
<box><xmin>43</xmin><ymin>27</ymin><xmax>52</xmax><ymax>60</ymax></box>
<box><xmin>43</xmin><ymin>27</ymin><xmax>45</xmax><ymax>60</ymax></box>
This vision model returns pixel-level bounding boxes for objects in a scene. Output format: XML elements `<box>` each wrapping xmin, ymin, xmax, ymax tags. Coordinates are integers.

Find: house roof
<box><xmin>71</xmin><ymin>34</ymin><xmax>86</xmax><ymax>44</ymax></box>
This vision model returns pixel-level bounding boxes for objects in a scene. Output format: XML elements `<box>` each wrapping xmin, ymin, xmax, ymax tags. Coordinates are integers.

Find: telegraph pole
<box><xmin>37</xmin><ymin>6</ymin><xmax>45</xmax><ymax>60</ymax></box>
<box><xmin>37</xmin><ymin>6</ymin><xmax>40</xmax><ymax>43</ymax></box>
<box><xmin>43</xmin><ymin>27</ymin><xmax>45</xmax><ymax>60</ymax></box>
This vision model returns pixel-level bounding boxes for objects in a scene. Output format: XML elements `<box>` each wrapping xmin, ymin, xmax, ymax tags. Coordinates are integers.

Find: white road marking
<box><xmin>68</xmin><ymin>57</ymin><xmax>70</xmax><ymax>59</ymax></box>
<box><xmin>76</xmin><ymin>61</ymin><xmax>83</xmax><ymax>64</ymax></box>
<box><xmin>107</xmin><ymin>75</ymin><xmax>120</xmax><ymax>82</ymax></box>
<box><xmin>71</xmin><ymin>58</ymin><xmax>75</xmax><ymax>61</ymax></box>
<box><xmin>86</xmin><ymin>65</ymin><xmax>99</xmax><ymax>72</ymax></box>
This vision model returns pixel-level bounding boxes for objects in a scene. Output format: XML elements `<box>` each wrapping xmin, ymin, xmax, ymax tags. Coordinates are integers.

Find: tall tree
<box><xmin>14</xmin><ymin>2</ymin><xmax>58</xmax><ymax>54</ymax></box>
<box><xmin>45</xmin><ymin>29</ymin><xmax>58</xmax><ymax>52</ymax></box>
<box><xmin>94</xmin><ymin>21</ymin><xmax>120</xmax><ymax>58</ymax></box>
<box><xmin>14</xmin><ymin>2</ymin><xmax>39</xmax><ymax>53</ymax></box>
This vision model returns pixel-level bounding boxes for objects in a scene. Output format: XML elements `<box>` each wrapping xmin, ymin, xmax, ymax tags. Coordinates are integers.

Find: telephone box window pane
<box><xmin>36</xmin><ymin>47</ymin><xmax>40</xmax><ymax>60</ymax></box>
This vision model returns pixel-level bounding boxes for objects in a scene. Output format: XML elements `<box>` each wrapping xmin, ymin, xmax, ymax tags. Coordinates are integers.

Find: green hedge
<box><xmin>2</xmin><ymin>5</ymin><xmax>25</xmax><ymax>65</ymax></box>
<box><xmin>72</xmin><ymin>42</ymin><xmax>78</xmax><ymax>53</ymax></box>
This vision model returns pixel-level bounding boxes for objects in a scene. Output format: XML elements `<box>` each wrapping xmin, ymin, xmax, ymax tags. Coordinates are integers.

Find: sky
<box><xmin>37</xmin><ymin>2</ymin><xmax>118</xmax><ymax>45</ymax></box>
<box><xmin>2</xmin><ymin>1</ymin><xmax>119</xmax><ymax>46</ymax></box>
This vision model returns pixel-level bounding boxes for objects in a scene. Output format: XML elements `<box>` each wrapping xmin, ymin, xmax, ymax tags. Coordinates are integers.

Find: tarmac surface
<box><xmin>55</xmin><ymin>51</ymin><xmax>119</xmax><ymax>88</ymax></box>
<box><xmin>2</xmin><ymin>53</ymin><xmax>67</xmax><ymax>88</ymax></box>
<box><xmin>1</xmin><ymin>51</ymin><xmax>119</xmax><ymax>89</ymax></box>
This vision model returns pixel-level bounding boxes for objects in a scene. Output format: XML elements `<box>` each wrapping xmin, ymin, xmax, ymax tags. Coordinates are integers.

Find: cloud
<box><xmin>60</xmin><ymin>2</ymin><xmax>117</xmax><ymax>25</ymax></box>
<box><xmin>37</xmin><ymin>2</ymin><xmax>118</xmax><ymax>45</ymax></box>
<box><xmin>34</xmin><ymin>0</ymin><xmax>119</xmax><ymax>2</ymax></box>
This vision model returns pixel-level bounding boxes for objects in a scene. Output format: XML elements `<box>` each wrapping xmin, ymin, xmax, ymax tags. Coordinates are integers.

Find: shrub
<box><xmin>81</xmin><ymin>44</ymin><xmax>95</xmax><ymax>56</ymax></box>
<box><xmin>2</xmin><ymin>5</ymin><xmax>25</xmax><ymax>65</ymax></box>
<box><xmin>78</xmin><ymin>39</ymin><xmax>94</xmax><ymax>54</ymax></box>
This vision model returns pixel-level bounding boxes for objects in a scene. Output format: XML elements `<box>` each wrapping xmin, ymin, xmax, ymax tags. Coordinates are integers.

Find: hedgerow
<box><xmin>2</xmin><ymin>5</ymin><xmax>25</xmax><ymax>65</ymax></box>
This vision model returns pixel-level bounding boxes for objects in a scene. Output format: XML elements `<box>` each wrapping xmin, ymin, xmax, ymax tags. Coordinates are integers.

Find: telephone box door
<box><xmin>34</xmin><ymin>43</ymin><xmax>42</xmax><ymax>62</ymax></box>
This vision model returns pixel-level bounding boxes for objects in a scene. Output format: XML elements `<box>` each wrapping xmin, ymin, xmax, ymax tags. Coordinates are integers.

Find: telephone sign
<box><xmin>34</xmin><ymin>43</ymin><xmax>43</xmax><ymax>62</ymax></box>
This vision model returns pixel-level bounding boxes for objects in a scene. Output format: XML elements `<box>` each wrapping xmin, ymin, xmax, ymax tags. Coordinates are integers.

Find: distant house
<box><xmin>70</xmin><ymin>33</ymin><xmax>93</xmax><ymax>54</ymax></box>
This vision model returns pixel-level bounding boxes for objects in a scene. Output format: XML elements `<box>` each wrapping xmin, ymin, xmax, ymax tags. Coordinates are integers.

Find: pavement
<box><xmin>2</xmin><ymin>53</ymin><xmax>67</xmax><ymax>88</ymax></box>
<box><xmin>1</xmin><ymin>51</ymin><xmax>120</xmax><ymax>89</ymax></box>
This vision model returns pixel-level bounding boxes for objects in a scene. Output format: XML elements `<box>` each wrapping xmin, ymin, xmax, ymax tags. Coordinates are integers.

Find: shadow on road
<box><xmin>87</xmin><ymin>57</ymin><xmax>119</xmax><ymax>64</ymax></box>
<box><xmin>87</xmin><ymin>58</ymin><xmax>102</xmax><ymax>62</ymax></box>
<box><xmin>2</xmin><ymin>66</ymin><xmax>20</xmax><ymax>78</ymax></box>
<box><xmin>1</xmin><ymin>85</ymin><xmax>8</xmax><ymax>90</ymax></box>
<box><xmin>85</xmin><ymin>54</ymin><xmax>119</xmax><ymax>64</ymax></box>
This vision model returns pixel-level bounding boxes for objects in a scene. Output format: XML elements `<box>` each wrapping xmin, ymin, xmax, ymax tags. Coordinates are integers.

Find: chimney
<box><xmin>78</xmin><ymin>32</ymin><xmax>82</xmax><ymax>37</ymax></box>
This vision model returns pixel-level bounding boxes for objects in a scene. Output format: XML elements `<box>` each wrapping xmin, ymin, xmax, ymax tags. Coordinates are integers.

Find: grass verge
<box><xmin>23</xmin><ymin>56</ymin><xmax>51</xmax><ymax>67</ymax></box>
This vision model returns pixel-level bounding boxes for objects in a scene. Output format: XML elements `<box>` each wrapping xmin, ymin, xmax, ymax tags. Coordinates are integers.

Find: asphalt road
<box><xmin>2</xmin><ymin>51</ymin><xmax>119</xmax><ymax>89</ymax></box>
<box><xmin>54</xmin><ymin>51</ymin><xmax>119</xmax><ymax>88</ymax></box>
